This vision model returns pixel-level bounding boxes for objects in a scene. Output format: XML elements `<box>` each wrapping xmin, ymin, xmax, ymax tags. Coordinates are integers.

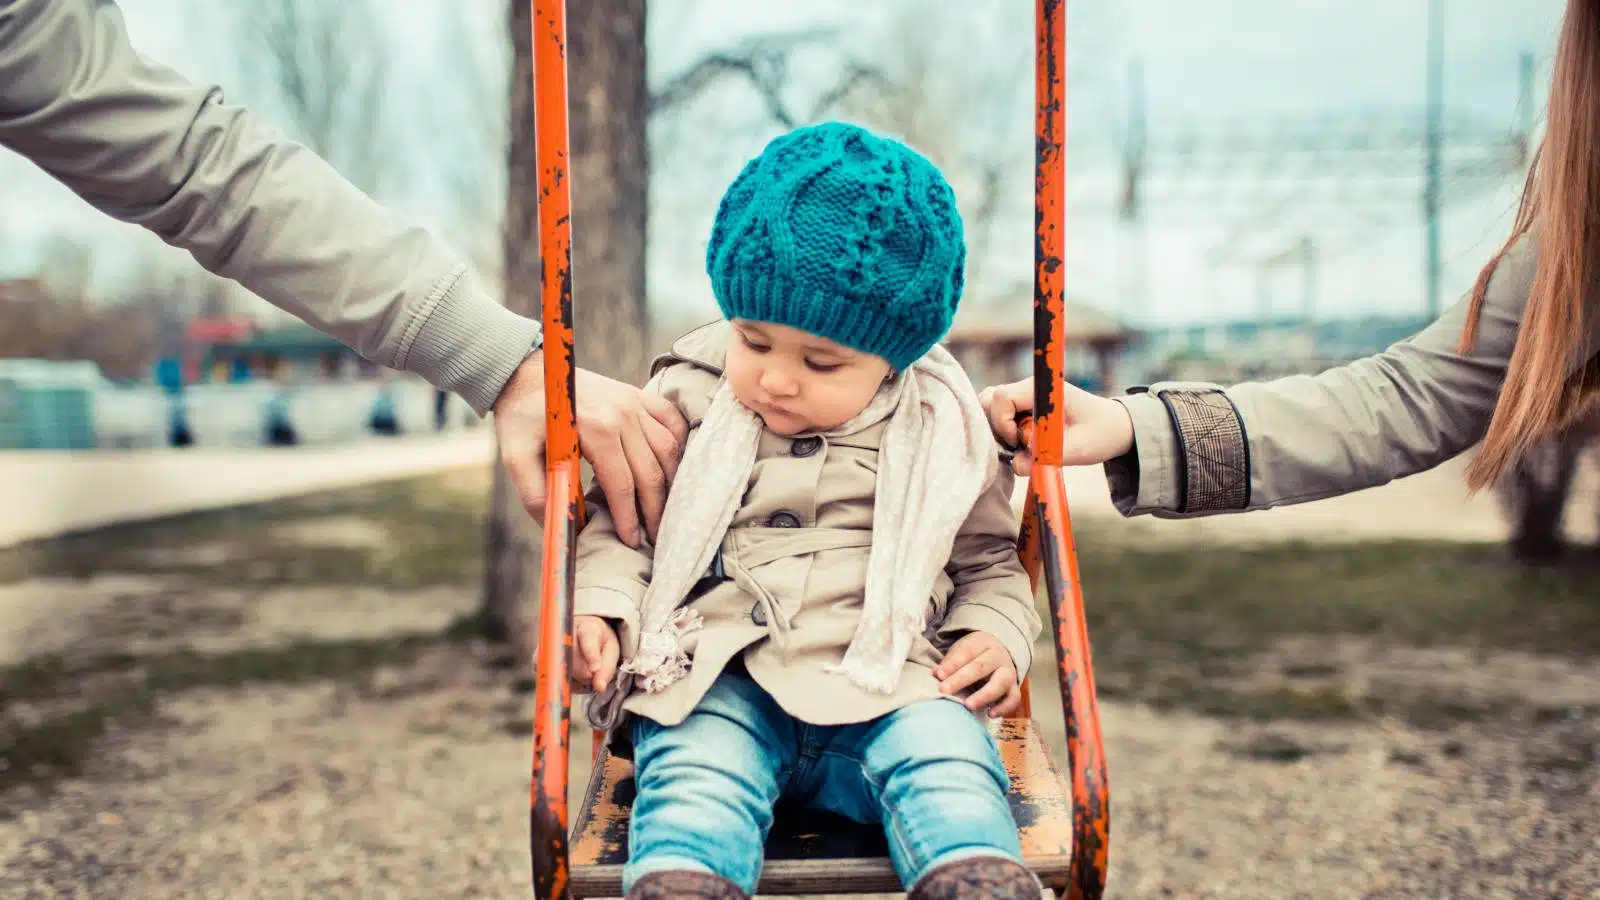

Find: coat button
<box><xmin>750</xmin><ymin>601</ymin><xmax>768</xmax><ymax>626</ymax></box>
<box><xmin>767</xmin><ymin>510</ymin><xmax>802</xmax><ymax>528</ymax></box>
<box><xmin>790</xmin><ymin>436</ymin><xmax>822</xmax><ymax>458</ymax></box>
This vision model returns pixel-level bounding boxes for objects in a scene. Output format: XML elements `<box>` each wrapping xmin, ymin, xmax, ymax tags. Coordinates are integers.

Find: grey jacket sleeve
<box><xmin>1106</xmin><ymin>228</ymin><xmax>1569</xmax><ymax>517</ymax></box>
<box><xmin>0</xmin><ymin>0</ymin><xmax>540</xmax><ymax>414</ymax></box>
<box><xmin>938</xmin><ymin>463</ymin><xmax>1041</xmax><ymax>679</ymax></box>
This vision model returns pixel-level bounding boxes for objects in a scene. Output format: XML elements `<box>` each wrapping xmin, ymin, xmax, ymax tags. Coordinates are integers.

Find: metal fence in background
<box><xmin>0</xmin><ymin>359</ymin><xmax>477</xmax><ymax>451</ymax></box>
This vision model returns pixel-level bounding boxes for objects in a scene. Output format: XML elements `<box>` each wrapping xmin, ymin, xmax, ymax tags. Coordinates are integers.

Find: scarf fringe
<box><xmin>618</xmin><ymin>606</ymin><xmax>703</xmax><ymax>693</ymax></box>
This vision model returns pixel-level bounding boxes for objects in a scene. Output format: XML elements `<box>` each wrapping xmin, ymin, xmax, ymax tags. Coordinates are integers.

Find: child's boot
<box><xmin>626</xmin><ymin>869</ymin><xmax>749</xmax><ymax>900</ymax></box>
<box><xmin>907</xmin><ymin>855</ymin><xmax>1042</xmax><ymax>899</ymax></box>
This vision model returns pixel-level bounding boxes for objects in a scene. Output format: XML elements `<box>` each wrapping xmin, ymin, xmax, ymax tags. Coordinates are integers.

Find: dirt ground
<box><xmin>2</xmin><ymin>466</ymin><xmax>1598</xmax><ymax>898</ymax></box>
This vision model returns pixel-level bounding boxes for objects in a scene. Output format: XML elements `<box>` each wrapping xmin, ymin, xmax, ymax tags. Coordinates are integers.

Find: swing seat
<box><xmin>568</xmin><ymin>717</ymin><xmax>1074</xmax><ymax>897</ymax></box>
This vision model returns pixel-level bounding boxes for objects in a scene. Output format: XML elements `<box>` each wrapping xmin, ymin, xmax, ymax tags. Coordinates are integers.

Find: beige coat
<box><xmin>575</xmin><ymin>322</ymin><xmax>1041</xmax><ymax>729</ymax></box>
<box><xmin>0</xmin><ymin>0</ymin><xmax>539</xmax><ymax>414</ymax></box>
<box><xmin>1108</xmin><ymin>229</ymin><xmax>1600</xmax><ymax>517</ymax></box>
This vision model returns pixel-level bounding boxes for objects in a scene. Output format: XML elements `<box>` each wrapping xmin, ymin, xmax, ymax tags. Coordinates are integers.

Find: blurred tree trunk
<box><xmin>570</xmin><ymin>1</ymin><xmax>652</xmax><ymax>387</ymax></box>
<box><xmin>481</xmin><ymin>0</ymin><xmax>650</xmax><ymax>657</ymax></box>
<box><xmin>1500</xmin><ymin>440</ymin><xmax>1580</xmax><ymax>564</ymax></box>
<box><xmin>1495</xmin><ymin>408</ymin><xmax>1600</xmax><ymax>564</ymax></box>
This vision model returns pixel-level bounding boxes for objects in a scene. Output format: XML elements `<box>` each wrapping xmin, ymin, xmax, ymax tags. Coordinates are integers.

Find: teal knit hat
<box><xmin>705</xmin><ymin>121</ymin><xmax>966</xmax><ymax>371</ymax></box>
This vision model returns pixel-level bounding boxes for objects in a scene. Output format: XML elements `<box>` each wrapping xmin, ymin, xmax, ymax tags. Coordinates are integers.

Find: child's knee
<box><xmin>632</xmin><ymin>719</ymin><xmax>780</xmax><ymax>805</ymax></box>
<box><xmin>867</xmin><ymin>699</ymin><xmax>1009</xmax><ymax>790</ymax></box>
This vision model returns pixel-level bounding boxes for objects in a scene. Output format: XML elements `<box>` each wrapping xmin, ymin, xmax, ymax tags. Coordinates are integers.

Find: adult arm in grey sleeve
<box><xmin>1107</xmin><ymin>229</ymin><xmax>1588</xmax><ymax>517</ymax></box>
<box><xmin>0</xmin><ymin>0</ymin><xmax>539</xmax><ymax>413</ymax></box>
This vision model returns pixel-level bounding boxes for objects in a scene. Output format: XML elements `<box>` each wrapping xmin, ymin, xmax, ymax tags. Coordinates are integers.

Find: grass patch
<box><xmin>0</xmin><ymin>705</ymin><xmax>120</xmax><ymax>796</ymax></box>
<box><xmin>1055</xmin><ymin>533</ymin><xmax>1600</xmax><ymax>726</ymax></box>
<box><xmin>0</xmin><ymin>626</ymin><xmax>472</xmax><ymax>807</ymax></box>
<box><xmin>1</xmin><ymin>631</ymin><xmax>462</xmax><ymax>706</ymax></box>
<box><xmin>1075</xmin><ymin>535</ymin><xmax>1600</xmax><ymax>659</ymax></box>
<box><xmin>0</xmin><ymin>472</ymin><xmax>490</xmax><ymax>590</ymax></box>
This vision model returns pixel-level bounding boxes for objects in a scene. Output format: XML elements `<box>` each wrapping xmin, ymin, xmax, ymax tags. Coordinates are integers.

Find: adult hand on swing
<box><xmin>494</xmin><ymin>351</ymin><xmax>690</xmax><ymax>548</ymax></box>
<box><xmin>978</xmin><ymin>377</ymin><xmax>1136</xmax><ymax>477</ymax></box>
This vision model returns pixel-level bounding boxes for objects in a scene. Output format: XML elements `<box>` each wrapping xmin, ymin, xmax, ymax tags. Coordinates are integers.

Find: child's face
<box><xmin>725</xmin><ymin>319</ymin><xmax>893</xmax><ymax>435</ymax></box>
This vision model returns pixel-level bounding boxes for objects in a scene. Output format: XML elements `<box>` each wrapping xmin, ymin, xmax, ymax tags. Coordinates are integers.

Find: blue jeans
<box><xmin>623</xmin><ymin>669</ymin><xmax>1023</xmax><ymax>895</ymax></box>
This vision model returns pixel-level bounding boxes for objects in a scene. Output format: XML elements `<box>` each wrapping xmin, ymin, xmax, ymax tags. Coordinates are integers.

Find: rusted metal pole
<box><xmin>529</xmin><ymin>0</ymin><xmax>579</xmax><ymax>897</ymax></box>
<box><xmin>1032</xmin><ymin>1</ymin><xmax>1110</xmax><ymax>897</ymax></box>
<box><xmin>1033</xmin><ymin>0</ymin><xmax>1067</xmax><ymax>467</ymax></box>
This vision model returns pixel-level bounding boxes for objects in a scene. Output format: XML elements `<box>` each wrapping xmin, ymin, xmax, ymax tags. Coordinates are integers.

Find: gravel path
<box><xmin>3</xmin><ymin>576</ymin><xmax>1596</xmax><ymax>898</ymax></box>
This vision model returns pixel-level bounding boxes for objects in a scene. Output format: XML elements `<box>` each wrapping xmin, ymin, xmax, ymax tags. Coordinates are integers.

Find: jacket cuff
<box><xmin>938</xmin><ymin>603</ymin><xmax>1034</xmax><ymax>680</ymax></box>
<box><xmin>1154</xmin><ymin>386</ymin><xmax>1251</xmax><ymax>513</ymax></box>
<box><xmin>394</xmin><ymin>265</ymin><xmax>544</xmax><ymax>416</ymax></box>
<box><xmin>575</xmin><ymin>585</ymin><xmax>643</xmax><ymax>653</ymax></box>
<box><xmin>1107</xmin><ymin>392</ymin><xmax>1180</xmax><ymax>515</ymax></box>
<box><xmin>1109</xmin><ymin>385</ymin><xmax>1251</xmax><ymax>515</ymax></box>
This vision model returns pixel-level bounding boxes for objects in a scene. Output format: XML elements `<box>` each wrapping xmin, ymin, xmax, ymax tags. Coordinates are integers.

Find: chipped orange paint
<box><xmin>1033</xmin><ymin>0</ymin><xmax>1068</xmax><ymax>467</ymax></box>
<box><xmin>1013</xmin><ymin>410</ymin><xmax>1109</xmax><ymax>898</ymax></box>
<box><xmin>530</xmin><ymin>1</ymin><xmax>579</xmax><ymax>898</ymax></box>
<box><xmin>534</xmin><ymin>0</ymin><xmax>577</xmax><ymax>477</ymax></box>
<box><xmin>1032</xmin><ymin>465</ymin><xmax>1110</xmax><ymax>900</ymax></box>
<box><xmin>1013</xmin><ymin>453</ymin><xmax>1043</xmax><ymax>723</ymax></box>
<box><xmin>1028</xmin><ymin>3</ymin><xmax>1110</xmax><ymax>893</ymax></box>
<box><xmin>991</xmin><ymin>719</ymin><xmax>1074</xmax><ymax>866</ymax></box>
<box><xmin>568</xmin><ymin>751</ymin><xmax>635</xmax><ymax>867</ymax></box>
<box><xmin>532</xmin><ymin>465</ymin><xmax>578</xmax><ymax>899</ymax></box>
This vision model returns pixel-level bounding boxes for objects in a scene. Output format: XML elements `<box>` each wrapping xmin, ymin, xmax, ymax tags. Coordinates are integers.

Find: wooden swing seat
<box><xmin>568</xmin><ymin>718</ymin><xmax>1074</xmax><ymax>897</ymax></box>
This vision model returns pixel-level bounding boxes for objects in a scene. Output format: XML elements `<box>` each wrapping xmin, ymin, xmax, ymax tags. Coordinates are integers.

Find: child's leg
<box><xmin>624</xmin><ymin>670</ymin><xmax>797</xmax><ymax>897</ymax></box>
<box><xmin>802</xmin><ymin>698</ymin><xmax>1039</xmax><ymax>896</ymax></box>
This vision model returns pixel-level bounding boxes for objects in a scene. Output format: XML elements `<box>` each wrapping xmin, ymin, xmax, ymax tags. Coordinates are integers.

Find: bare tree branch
<box><xmin>433</xmin><ymin>0</ymin><xmax>511</xmax><ymax>276</ymax></box>
<box><xmin>650</xmin><ymin>28</ymin><xmax>885</xmax><ymax>128</ymax></box>
<box><xmin>235</xmin><ymin>0</ymin><xmax>405</xmax><ymax>200</ymax></box>
<box><xmin>806</xmin><ymin>62</ymin><xmax>885</xmax><ymax>124</ymax></box>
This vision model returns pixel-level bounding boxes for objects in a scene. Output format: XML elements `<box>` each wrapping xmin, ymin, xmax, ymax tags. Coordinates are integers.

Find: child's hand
<box><xmin>933</xmin><ymin>631</ymin><xmax>1022</xmax><ymax>718</ymax></box>
<box><xmin>573</xmin><ymin>615</ymin><xmax>621</xmax><ymax>693</ymax></box>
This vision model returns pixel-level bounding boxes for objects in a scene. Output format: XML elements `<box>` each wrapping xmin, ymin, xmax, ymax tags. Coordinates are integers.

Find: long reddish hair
<box><xmin>1461</xmin><ymin>0</ymin><xmax>1600</xmax><ymax>490</ymax></box>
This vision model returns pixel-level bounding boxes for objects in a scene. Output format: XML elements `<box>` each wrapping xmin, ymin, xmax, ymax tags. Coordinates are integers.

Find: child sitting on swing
<box><xmin>572</xmin><ymin>120</ymin><xmax>1043</xmax><ymax>900</ymax></box>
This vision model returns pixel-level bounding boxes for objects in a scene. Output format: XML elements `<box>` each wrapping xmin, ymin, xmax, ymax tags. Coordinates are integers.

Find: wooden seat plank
<box><xmin>569</xmin><ymin>718</ymin><xmax>1073</xmax><ymax>897</ymax></box>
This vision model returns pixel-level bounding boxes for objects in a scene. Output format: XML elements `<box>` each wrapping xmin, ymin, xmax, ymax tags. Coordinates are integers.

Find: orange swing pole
<box><xmin>528</xmin><ymin>0</ymin><xmax>581</xmax><ymax>898</ymax></box>
<box><xmin>1027</xmin><ymin>1</ymin><xmax>1110</xmax><ymax>897</ymax></box>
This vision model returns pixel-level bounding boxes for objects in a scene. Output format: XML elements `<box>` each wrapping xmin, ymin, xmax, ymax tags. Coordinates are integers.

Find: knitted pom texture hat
<box><xmin>705</xmin><ymin>121</ymin><xmax>966</xmax><ymax>371</ymax></box>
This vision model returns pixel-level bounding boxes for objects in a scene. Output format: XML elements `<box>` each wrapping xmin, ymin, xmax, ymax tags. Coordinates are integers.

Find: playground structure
<box><xmin>523</xmin><ymin>0</ymin><xmax>1108</xmax><ymax>898</ymax></box>
<box><xmin>945</xmin><ymin>299</ymin><xmax>1140</xmax><ymax>395</ymax></box>
<box><xmin>1111</xmin><ymin>29</ymin><xmax>1536</xmax><ymax>334</ymax></box>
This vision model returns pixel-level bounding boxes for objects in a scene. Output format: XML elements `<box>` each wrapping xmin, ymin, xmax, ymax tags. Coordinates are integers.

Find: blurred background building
<box><xmin>0</xmin><ymin>0</ymin><xmax>1577</xmax><ymax>555</ymax></box>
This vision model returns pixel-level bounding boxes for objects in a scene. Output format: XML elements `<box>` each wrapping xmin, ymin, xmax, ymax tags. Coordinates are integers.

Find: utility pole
<box><xmin>1254</xmin><ymin>262</ymin><xmax>1267</xmax><ymax>336</ymax></box>
<box><xmin>1423</xmin><ymin>0</ymin><xmax>1444</xmax><ymax>319</ymax></box>
<box><xmin>1299</xmin><ymin>235</ymin><xmax>1317</xmax><ymax>354</ymax></box>
<box><xmin>1516</xmin><ymin>50</ymin><xmax>1536</xmax><ymax>166</ymax></box>
<box><xmin>1121</xmin><ymin>58</ymin><xmax>1148</xmax><ymax>325</ymax></box>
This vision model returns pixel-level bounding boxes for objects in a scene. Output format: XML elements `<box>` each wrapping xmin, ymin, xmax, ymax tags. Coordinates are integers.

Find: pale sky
<box><xmin>0</xmin><ymin>0</ymin><xmax>1570</xmax><ymax>329</ymax></box>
